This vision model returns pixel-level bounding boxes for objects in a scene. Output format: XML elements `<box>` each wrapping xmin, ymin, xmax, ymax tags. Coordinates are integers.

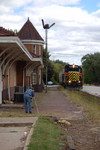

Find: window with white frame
<box><xmin>39</xmin><ymin>45</ymin><xmax>41</xmax><ymax>55</ymax></box>
<box><xmin>33</xmin><ymin>45</ymin><xmax>36</xmax><ymax>54</ymax></box>
<box><xmin>32</xmin><ymin>70</ymin><xmax>37</xmax><ymax>85</ymax></box>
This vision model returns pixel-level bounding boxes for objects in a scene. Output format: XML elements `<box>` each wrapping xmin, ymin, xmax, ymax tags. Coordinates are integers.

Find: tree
<box><xmin>54</xmin><ymin>59</ymin><xmax>67</xmax><ymax>66</ymax></box>
<box><xmin>50</xmin><ymin>60</ymin><xmax>67</xmax><ymax>84</ymax></box>
<box><xmin>42</xmin><ymin>48</ymin><xmax>67</xmax><ymax>84</ymax></box>
<box><xmin>8</xmin><ymin>29</ymin><xmax>18</xmax><ymax>34</ymax></box>
<box><xmin>81</xmin><ymin>52</ymin><xmax>100</xmax><ymax>84</ymax></box>
<box><xmin>42</xmin><ymin>48</ymin><xmax>51</xmax><ymax>84</ymax></box>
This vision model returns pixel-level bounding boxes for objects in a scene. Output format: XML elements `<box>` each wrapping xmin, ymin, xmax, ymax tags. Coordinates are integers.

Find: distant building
<box><xmin>0</xmin><ymin>18</ymin><xmax>44</xmax><ymax>104</ymax></box>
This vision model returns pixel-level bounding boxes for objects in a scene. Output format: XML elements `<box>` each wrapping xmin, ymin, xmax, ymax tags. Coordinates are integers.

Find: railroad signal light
<box><xmin>42</xmin><ymin>19</ymin><xmax>55</xmax><ymax>93</ymax></box>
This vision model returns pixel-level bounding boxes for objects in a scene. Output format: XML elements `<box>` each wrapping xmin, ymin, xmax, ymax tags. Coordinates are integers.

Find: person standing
<box><xmin>24</xmin><ymin>87</ymin><xmax>35</xmax><ymax>113</ymax></box>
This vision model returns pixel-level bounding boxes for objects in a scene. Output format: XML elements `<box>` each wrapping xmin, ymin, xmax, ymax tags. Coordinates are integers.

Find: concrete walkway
<box><xmin>35</xmin><ymin>86</ymin><xmax>84</xmax><ymax>119</ymax></box>
<box><xmin>0</xmin><ymin>117</ymin><xmax>38</xmax><ymax>150</ymax></box>
<box><xmin>82</xmin><ymin>85</ymin><xmax>100</xmax><ymax>97</ymax></box>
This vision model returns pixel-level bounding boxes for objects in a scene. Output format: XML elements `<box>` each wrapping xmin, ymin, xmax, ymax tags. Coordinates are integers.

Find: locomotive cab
<box><xmin>59</xmin><ymin>64</ymin><xmax>83</xmax><ymax>89</ymax></box>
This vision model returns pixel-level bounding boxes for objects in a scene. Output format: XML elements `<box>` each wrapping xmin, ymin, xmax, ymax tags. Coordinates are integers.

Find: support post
<box><xmin>45</xmin><ymin>29</ymin><xmax>48</xmax><ymax>93</ymax></box>
<box><xmin>0</xmin><ymin>67</ymin><xmax>2</xmax><ymax>104</ymax></box>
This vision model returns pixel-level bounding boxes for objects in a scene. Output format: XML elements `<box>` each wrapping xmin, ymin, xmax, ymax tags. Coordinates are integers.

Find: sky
<box><xmin>1</xmin><ymin>0</ymin><xmax>100</xmax><ymax>65</ymax></box>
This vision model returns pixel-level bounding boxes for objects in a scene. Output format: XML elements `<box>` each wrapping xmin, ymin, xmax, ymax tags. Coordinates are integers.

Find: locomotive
<box><xmin>59</xmin><ymin>64</ymin><xmax>83</xmax><ymax>88</ymax></box>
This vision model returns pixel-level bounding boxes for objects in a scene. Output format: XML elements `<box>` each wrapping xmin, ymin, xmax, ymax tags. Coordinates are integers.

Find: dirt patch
<box><xmin>0</xmin><ymin>123</ymin><xmax>32</xmax><ymax>127</ymax></box>
<box><xmin>42</xmin><ymin>87</ymin><xmax>100</xmax><ymax>150</ymax></box>
<box><xmin>49</xmin><ymin>116</ymin><xmax>100</xmax><ymax>150</ymax></box>
<box><xmin>60</xmin><ymin>119</ymin><xmax>100</xmax><ymax>150</ymax></box>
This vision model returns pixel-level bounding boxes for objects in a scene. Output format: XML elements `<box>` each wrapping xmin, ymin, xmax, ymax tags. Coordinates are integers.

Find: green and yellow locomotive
<box><xmin>59</xmin><ymin>64</ymin><xmax>83</xmax><ymax>88</ymax></box>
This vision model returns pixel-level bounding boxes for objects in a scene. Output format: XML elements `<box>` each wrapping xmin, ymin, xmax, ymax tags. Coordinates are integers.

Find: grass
<box><xmin>59</xmin><ymin>86</ymin><xmax>100</xmax><ymax>123</ymax></box>
<box><xmin>0</xmin><ymin>108</ymin><xmax>35</xmax><ymax>117</ymax></box>
<box><xmin>28</xmin><ymin>117</ymin><xmax>66</xmax><ymax>150</ymax></box>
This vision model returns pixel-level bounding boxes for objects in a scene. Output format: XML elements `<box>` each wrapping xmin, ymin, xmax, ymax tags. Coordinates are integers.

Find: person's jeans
<box><xmin>24</xmin><ymin>94</ymin><xmax>32</xmax><ymax>113</ymax></box>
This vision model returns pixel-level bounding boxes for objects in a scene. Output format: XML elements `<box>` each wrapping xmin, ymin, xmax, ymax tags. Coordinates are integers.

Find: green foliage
<box><xmin>43</xmin><ymin>48</ymin><xmax>50</xmax><ymax>65</ymax></box>
<box><xmin>43</xmin><ymin>48</ymin><xmax>67</xmax><ymax>84</ymax></box>
<box><xmin>50</xmin><ymin>60</ymin><xmax>66</xmax><ymax>84</ymax></box>
<box><xmin>81</xmin><ymin>52</ymin><xmax>100</xmax><ymax>84</ymax></box>
<box><xmin>47</xmin><ymin>61</ymin><xmax>54</xmax><ymax>82</ymax></box>
<box><xmin>50</xmin><ymin>60</ymin><xmax>67</xmax><ymax>84</ymax></box>
<box><xmin>43</xmin><ymin>48</ymin><xmax>51</xmax><ymax>83</ymax></box>
<box><xmin>54</xmin><ymin>59</ymin><xmax>67</xmax><ymax>66</ymax></box>
<box><xmin>14</xmin><ymin>29</ymin><xmax>18</xmax><ymax>34</ymax></box>
<box><xmin>28</xmin><ymin>117</ymin><xmax>65</xmax><ymax>150</ymax></box>
<box><xmin>59</xmin><ymin>86</ymin><xmax>100</xmax><ymax>123</ymax></box>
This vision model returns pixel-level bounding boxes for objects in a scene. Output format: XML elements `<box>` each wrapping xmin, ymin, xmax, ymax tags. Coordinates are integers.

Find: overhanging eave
<box><xmin>0</xmin><ymin>36</ymin><xmax>43</xmax><ymax>66</ymax></box>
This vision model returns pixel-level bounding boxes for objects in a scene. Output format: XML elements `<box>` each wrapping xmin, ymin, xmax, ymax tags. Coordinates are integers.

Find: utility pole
<box><xmin>42</xmin><ymin>19</ymin><xmax>55</xmax><ymax>92</ymax></box>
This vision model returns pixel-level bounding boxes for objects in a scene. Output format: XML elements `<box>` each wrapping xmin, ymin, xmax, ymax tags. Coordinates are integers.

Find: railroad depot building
<box><xmin>0</xmin><ymin>18</ymin><xmax>44</xmax><ymax>104</ymax></box>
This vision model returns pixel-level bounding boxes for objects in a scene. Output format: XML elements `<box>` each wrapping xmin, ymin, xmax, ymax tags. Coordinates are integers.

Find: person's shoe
<box><xmin>25</xmin><ymin>111</ymin><xmax>28</xmax><ymax>113</ymax></box>
<box><xmin>29</xmin><ymin>111</ymin><xmax>32</xmax><ymax>113</ymax></box>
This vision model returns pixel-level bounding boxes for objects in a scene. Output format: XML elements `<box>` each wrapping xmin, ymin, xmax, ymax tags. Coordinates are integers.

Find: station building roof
<box><xmin>0</xmin><ymin>27</ymin><xmax>16</xmax><ymax>36</ymax></box>
<box><xmin>0</xmin><ymin>20</ymin><xmax>43</xmax><ymax>66</ymax></box>
<box><xmin>18</xmin><ymin>18</ymin><xmax>43</xmax><ymax>41</ymax></box>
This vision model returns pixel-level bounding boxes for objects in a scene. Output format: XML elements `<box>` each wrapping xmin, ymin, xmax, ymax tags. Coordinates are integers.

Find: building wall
<box><xmin>9</xmin><ymin>63</ymin><xmax>16</xmax><ymax>100</ymax></box>
<box><xmin>36</xmin><ymin>45</ymin><xmax>42</xmax><ymax>56</ymax></box>
<box><xmin>23</xmin><ymin>43</ymin><xmax>43</xmax><ymax>92</ymax></box>
<box><xmin>38</xmin><ymin>66</ymin><xmax>42</xmax><ymax>85</ymax></box>
<box><xmin>2</xmin><ymin>62</ymin><xmax>16</xmax><ymax>101</ymax></box>
<box><xmin>24</xmin><ymin>44</ymin><xmax>33</xmax><ymax>53</ymax></box>
<box><xmin>9</xmin><ymin>63</ymin><xmax>16</xmax><ymax>87</ymax></box>
<box><xmin>24</xmin><ymin>44</ymin><xmax>42</xmax><ymax>56</ymax></box>
<box><xmin>2</xmin><ymin>75</ymin><xmax>8</xmax><ymax>89</ymax></box>
<box><xmin>2</xmin><ymin>75</ymin><xmax>8</xmax><ymax>100</ymax></box>
<box><xmin>16</xmin><ymin>61</ymin><xmax>26</xmax><ymax>86</ymax></box>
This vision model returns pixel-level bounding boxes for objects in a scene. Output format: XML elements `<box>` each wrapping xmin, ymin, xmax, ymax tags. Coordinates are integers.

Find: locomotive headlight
<box><xmin>68</xmin><ymin>80</ymin><xmax>71</xmax><ymax>83</ymax></box>
<box><xmin>72</xmin><ymin>64</ymin><xmax>75</xmax><ymax>68</ymax></box>
<box><xmin>78</xmin><ymin>80</ymin><xmax>81</xmax><ymax>83</ymax></box>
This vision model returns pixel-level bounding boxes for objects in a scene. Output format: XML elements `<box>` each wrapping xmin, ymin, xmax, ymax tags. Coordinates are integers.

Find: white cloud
<box><xmin>0</xmin><ymin>0</ymin><xmax>33</xmax><ymax>29</ymax></box>
<box><xmin>0</xmin><ymin>0</ymin><xmax>33</xmax><ymax>8</ymax></box>
<box><xmin>0</xmin><ymin>0</ymin><xmax>100</xmax><ymax>65</ymax></box>
<box><xmin>32</xmin><ymin>0</ymin><xmax>80</xmax><ymax>6</ymax></box>
<box><xmin>92</xmin><ymin>9</ymin><xmax>100</xmax><ymax>18</ymax></box>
